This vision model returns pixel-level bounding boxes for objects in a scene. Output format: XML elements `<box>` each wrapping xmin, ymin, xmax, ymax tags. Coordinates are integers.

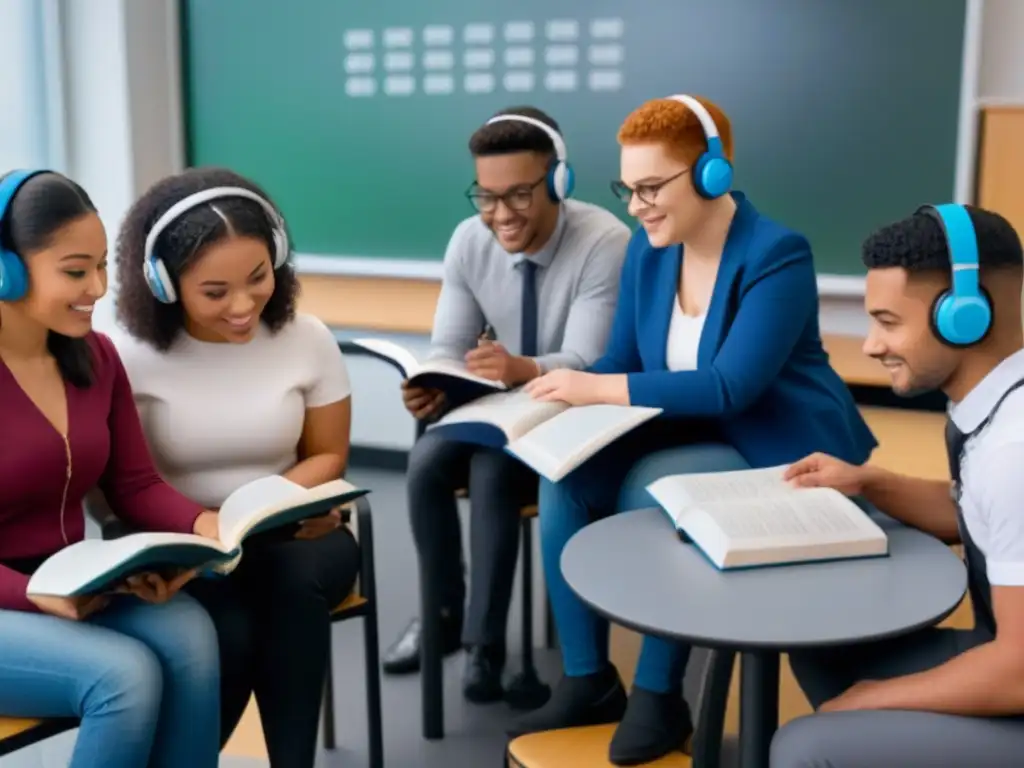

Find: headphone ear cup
<box><xmin>932</xmin><ymin>289</ymin><xmax>993</xmax><ymax>347</ymax></box>
<box><xmin>272</xmin><ymin>227</ymin><xmax>289</xmax><ymax>268</ymax></box>
<box><xmin>144</xmin><ymin>257</ymin><xmax>177</xmax><ymax>304</ymax></box>
<box><xmin>694</xmin><ymin>154</ymin><xmax>733</xmax><ymax>200</ymax></box>
<box><xmin>547</xmin><ymin>163</ymin><xmax>565</xmax><ymax>202</ymax></box>
<box><xmin>0</xmin><ymin>249</ymin><xmax>29</xmax><ymax>302</ymax></box>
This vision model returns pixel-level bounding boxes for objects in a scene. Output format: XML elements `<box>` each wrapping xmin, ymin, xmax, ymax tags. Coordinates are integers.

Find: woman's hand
<box><xmin>524</xmin><ymin>370</ymin><xmax>629</xmax><ymax>406</ymax></box>
<box><xmin>117</xmin><ymin>569</ymin><xmax>198</xmax><ymax>604</ymax></box>
<box><xmin>192</xmin><ymin>510</ymin><xmax>220</xmax><ymax>541</ymax></box>
<box><xmin>295</xmin><ymin>507</ymin><xmax>344</xmax><ymax>540</ymax></box>
<box><xmin>28</xmin><ymin>593</ymin><xmax>110</xmax><ymax>621</ymax></box>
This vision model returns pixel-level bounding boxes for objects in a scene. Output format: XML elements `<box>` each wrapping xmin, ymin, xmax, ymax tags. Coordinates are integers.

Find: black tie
<box><xmin>944</xmin><ymin>417</ymin><xmax>966</xmax><ymax>487</ymax></box>
<box><xmin>520</xmin><ymin>260</ymin><xmax>538</xmax><ymax>357</ymax></box>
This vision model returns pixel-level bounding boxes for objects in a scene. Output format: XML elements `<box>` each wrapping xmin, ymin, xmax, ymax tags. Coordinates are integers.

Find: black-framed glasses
<box><xmin>465</xmin><ymin>175</ymin><xmax>547</xmax><ymax>213</ymax></box>
<box><xmin>610</xmin><ymin>167</ymin><xmax>691</xmax><ymax>206</ymax></box>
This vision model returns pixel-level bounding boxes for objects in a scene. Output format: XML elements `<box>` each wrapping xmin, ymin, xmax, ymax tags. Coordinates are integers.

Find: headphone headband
<box><xmin>665</xmin><ymin>94</ymin><xmax>721</xmax><ymax>142</ymax></box>
<box><xmin>144</xmin><ymin>186</ymin><xmax>288</xmax><ymax>265</ymax></box>
<box><xmin>918</xmin><ymin>204</ymin><xmax>981</xmax><ymax>297</ymax></box>
<box><xmin>484</xmin><ymin>114</ymin><xmax>568</xmax><ymax>162</ymax></box>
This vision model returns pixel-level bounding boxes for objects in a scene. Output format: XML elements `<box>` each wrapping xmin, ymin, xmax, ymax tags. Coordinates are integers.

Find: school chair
<box><xmin>507</xmin><ymin>647</ymin><xmax>735</xmax><ymax>768</ymax></box>
<box><xmin>0</xmin><ymin>717</ymin><xmax>77</xmax><ymax>758</ymax></box>
<box><xmin>337</xmin><ymin>340</ymin><xmax>555</xmax><ymax>738</ymax></box>
<box><xmin>97</xmin><ymin>493</ymin><xmax>384</xmax><ymax>768</ymax></box>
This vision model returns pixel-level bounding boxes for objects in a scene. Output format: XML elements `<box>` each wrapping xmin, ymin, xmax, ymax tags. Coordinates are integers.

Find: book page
<box><xmin>507</xmin><ymin>405</ymin><xmax>662</xmax><ymax>482</ymax></box>
<box><xmin>414</xmin><ymin>358</ymin><xmax>507</xmax><ymax>390</ymax></box>
<box><xmin>218</xmin><ymin>475</ymin><xmax>308</xmax><ymax>546</ymax></box>
<box><xmin>696</xmin><ymin>488</ymin><xmax>884</xmax><ymax>543</ymax></box>
<box><xmin>432</xmin><ymin>388</ymin><xmax>568</xmax><ymax>442</ymax></box>
<box><xmin>349</xmin><ymin>337</ymin><xmax>419</xmax><ymax>378</ymax></box>
<box><xmin>647</xmin><ymin>465</ymin><xmax>792</xmax><ymax>512</ymax></box>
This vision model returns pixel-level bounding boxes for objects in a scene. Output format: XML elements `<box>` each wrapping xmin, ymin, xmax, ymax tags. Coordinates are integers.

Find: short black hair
<box><xmin>0</xmin><ymin>170</ymin><xmax>96</xmax><ymax>387</ymax></box>
<box><xmin>115</xmin><ymin>166</ymin><xmax>298</xmax><ymax>351</ymax></box>
<box><xmin>863</xmin><ymin>205</ymin><xmax>1023</xmax><ymax>275</ymax></box>
<box><xmin>468</xmin><ymin>106</ymin><xmax>561</xmax><ymax>157</ymax></box>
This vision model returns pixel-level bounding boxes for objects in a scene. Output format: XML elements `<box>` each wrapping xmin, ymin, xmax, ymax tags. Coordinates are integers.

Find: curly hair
<box><xmin>863</xmin><ymin>206</ymin><xmax>1023</xmax><ymax>281</ymax></box>
<box><xmin>115</xmin><ymin>166</ymin><xmax>298</xmax><ymax>350</ymax></box>
<box><xmin>468</xmin><ymin>106</ymin><xmax>560</xmax><ymax>158</ymax></box>
<box><xmin>617</xmin><ymin>96</ymin><xmax>734</xmax><ymax>167</ymax></box>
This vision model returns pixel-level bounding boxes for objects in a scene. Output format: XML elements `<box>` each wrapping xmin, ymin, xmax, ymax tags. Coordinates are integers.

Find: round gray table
<box><xmin>561</xmin><ymin>508</ymin><xmax>967</xmax><ymax>768</ymax></box>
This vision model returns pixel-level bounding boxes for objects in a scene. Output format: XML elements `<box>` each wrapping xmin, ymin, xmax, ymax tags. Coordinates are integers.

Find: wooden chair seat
<box><xmin>0</xmin><ymin>717</ymin><xmax>76</xmax><ymax>757</ymax></box>
<box><xmin>508</xmin><ymin>724</ymin><xmax>692</xmax><ymax>767</ymax></box>
<box><xmin>455</xmin><ymin>487</ymin><xmax>538</xmax><ymax>518</ymax></box>
<box><xmin>0</xmin><ymin>718</ymin><xmax>43</xmax><ymax>742</ymax></box>
<box><xmin>332</xmin><ymin>591</ymin><xmax>368</xmax><ymax>617</ymax></box>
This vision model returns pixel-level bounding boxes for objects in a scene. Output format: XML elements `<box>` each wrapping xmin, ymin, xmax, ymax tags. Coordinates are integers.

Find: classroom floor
<box><xmin>1</xmin><ymin>406</ymin><xmax>966</xmax><ymax>768</ymax></box>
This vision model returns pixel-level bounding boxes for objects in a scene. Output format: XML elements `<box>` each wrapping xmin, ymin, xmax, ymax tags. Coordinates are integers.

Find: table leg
<box><xmin>419</xmin><ymin>560</ymin><xmax>444</xmax><ymax>740</ymax></box>
<box><xmin>738</xmin><ymin>650</ymin><xmax>780</xmax><ymax>768</ymax></box>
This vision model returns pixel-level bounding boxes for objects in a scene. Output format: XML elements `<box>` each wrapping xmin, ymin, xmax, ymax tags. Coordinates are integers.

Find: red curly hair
<box><xmin>617</xmin><ymin>95</ymin><xmax>734</xmax><ymax>166</ymax></box>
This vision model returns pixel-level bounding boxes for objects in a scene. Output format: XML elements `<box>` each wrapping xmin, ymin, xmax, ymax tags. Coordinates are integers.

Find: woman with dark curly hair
<box><xmin>111</xmin><ymin>166</ymin><xmax>361</xmax><ymax>767</ymax></box>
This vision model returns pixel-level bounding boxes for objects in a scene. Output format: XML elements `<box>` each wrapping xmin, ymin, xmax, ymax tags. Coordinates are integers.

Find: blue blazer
<box><xmin>590</xmin><ymin>192</ymin><xmax>877</xmax><ymax>468</ymax></box>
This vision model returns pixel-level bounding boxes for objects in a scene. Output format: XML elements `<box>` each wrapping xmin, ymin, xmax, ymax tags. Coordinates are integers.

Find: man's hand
<box><xmin>28</xmin><ymin>593</ymin><xmax>110</xmax><ymax>621</ymax></box>
<box><xmin>784</xmin><ymin>452</ymin><xmax>873</xmax><ymax>496</ymax></box>
<box><xmin>524</xmin><ymin>370</ymin><xmax>628</xmax><ymax>406</ymax></box>
<box><xmin>401</xmin><ymin>381</ymin><xmax>446</xmax><ymax>420</ymax></box>
<box><xmin>819</xmin><ymin>679</ymin><xmax>888</xmax><ymax>713</ymax></box>
<box><xmin>295</xmin><ymin>507</ymin><xmax>344</xmax><ymax>540</ymax></box>
<box><xmin>464</xmin><ymin>341</ymin><xmax>538</xmax><ymax>386</ymax></box>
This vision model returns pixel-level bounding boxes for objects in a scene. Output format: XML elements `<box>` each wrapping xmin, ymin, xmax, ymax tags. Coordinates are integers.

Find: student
<box><xmin>512</xmin><ymin>95</ymin><xmax>877</xmax><ymax>764</ymax></box>
<box><xmin>771</xmin><ymin>206</ymin><xmax>1024</xmax><ymax>768</ymax></box>
<box><xmin>111</xmin><ymin>167</ymin><xmax>360</xmax><ymax>768</ymax></box>
<box><xmin>0</xmin><ymin>170</ymin><xmax>221</xmax><ymax>767</ymax></box>
<box><xmin>383</xmin><ymin>106</ymin><xmax>630</xmax><ymax>703</ymax></box>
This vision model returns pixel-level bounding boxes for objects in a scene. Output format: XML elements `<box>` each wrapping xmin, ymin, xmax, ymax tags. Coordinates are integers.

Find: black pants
<box><xmin>407</xmin><ymin>430</ymin><xmax>538</xmax><ymax>648</ymax></box>
<box><xmin>186</xmin><ymin>526</ymin><xmax>360</xmax><ymax>768</ymax></box>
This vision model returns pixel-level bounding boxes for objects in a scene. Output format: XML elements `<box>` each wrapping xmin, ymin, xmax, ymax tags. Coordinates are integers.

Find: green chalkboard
<box><xmin>182</xmin><ymin>0</ymin><xmax>965</xmax><ymax>276</ymax></box>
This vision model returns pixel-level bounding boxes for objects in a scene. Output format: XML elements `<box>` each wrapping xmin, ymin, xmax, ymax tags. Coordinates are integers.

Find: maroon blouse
<box><xmin>0</xmin><ymin>332</ymin><xmax>203</xmax><ymax>612</ymax></box>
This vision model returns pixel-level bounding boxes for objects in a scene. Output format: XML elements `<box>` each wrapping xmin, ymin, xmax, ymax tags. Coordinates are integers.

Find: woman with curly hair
<box><xmin>111</xmin><ymin>166</ymin><xmax>360</xmax><ymax>768</ymax></box>
<box><xmin>511</xmin><ymin>96</ymin><xmax>878</xmax><ymax>764</ymax></box>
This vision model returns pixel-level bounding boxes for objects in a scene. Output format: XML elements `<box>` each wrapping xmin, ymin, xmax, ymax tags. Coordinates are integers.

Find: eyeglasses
<box><xmin>466</xmin><ymin>175</ymin><xmax>547</xmax><ymax>213</ymax></box>
<box><xmin>610</xmin><ymin>167</ymin><xmax>691</xmax><ymax>206</ymax></box>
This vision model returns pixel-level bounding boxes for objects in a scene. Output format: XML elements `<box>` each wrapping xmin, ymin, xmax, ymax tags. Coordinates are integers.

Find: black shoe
<box><xmin>508</xmin><ymin>665</ymin><xmax>627</xmax><ymax>739</ymax></box>
<box><xmin>381</xmin><ymin>615</ymin><xmax>462</xmax><ymax>676</ymax></box>
<box><xmin>608</xmin><ymin>687</ymin><xmax>693</xmax><ymax>766</ymax></box>
<box><xmin>462</xmin><ymin>644</ymin><xmax>506</xmax><ymax>703</ymax></box>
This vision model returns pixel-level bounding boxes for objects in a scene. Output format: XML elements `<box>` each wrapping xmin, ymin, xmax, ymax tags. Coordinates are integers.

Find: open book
<box><xmin>350</xmin><ymin>337</ymin><xmax>505</xmax><ymax>405</ymax></box>
<box><xmin>26</xmin><ymin>476</ymin><xmax>369</xmax><ymax>598</ymax></box>
<box><xmin>646</xmin><ymin>465</ymin><xmax>888</xmax><ymax>570</ymax></box>
<box><xmin>428</xmin><ymin>387</ymin><xmax>662</xmax><ymax>482</ymax></box>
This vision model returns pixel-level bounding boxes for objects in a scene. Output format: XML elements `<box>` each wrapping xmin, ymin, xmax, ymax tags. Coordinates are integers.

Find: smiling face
<box><xmin>177</xmin><ymin>235</ymin><xmax>275</xmax><ymax>343</ymax></box>
<box><xmin>619</xmin><ymin>142</ymin><xmax>704</xmax><ymax>248</ymax></box>
<box><xmin>472</xmin><ymin>151</ymin><xmax>558</xmax><ymax>254</ymax></box>
<box><xmin>17</xmin><ymin>212</ymin><xmax>108</xmax><ymax>337</ymax></box>
<box><xmin>862</xmin><ymin>266</ymin><xmax>961</xmax><ymax>397</ymax></box>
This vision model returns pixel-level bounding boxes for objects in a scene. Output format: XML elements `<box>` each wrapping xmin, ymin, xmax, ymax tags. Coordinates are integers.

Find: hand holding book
<box><xmin>524</xmin><ymin>369</ymin><xmax>629</xmax><ymax>407</ymax></box>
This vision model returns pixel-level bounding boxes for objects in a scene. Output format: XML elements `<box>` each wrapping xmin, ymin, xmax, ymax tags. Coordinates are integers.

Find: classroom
<box><xmin>2</xmin><ymin>0</ymin><xmax>1024</xmax><ymax>766</ymax></box>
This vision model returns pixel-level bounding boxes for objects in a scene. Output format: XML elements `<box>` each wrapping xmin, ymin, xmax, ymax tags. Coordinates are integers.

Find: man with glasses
<box><xmin>383</xmin><ymin>106</ymin><xmax>630</xmax><ymax>706</ymax></box>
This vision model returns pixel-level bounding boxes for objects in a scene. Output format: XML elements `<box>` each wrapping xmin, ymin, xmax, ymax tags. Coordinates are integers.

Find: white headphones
<box><xmin>143</xmin><ymin>186</ymin><xmax>289</xmax><ymax>304</ymax></box>
<box><xmin>484</xmin><ymin>114</ymin><xmax>576</xmax><ymax>201</ymax></box>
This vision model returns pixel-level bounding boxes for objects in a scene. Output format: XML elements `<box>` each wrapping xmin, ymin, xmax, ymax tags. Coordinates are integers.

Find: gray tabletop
<box><xmin>561</xmin><ymin>508</ymin><xmax>967</xmax><ymax>649</ymax></box>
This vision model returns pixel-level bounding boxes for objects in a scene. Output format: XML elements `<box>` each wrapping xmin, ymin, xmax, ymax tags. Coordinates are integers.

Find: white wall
<box><xmin>8</xmin><ymin>0</ymin><xmax>1022</xmax><ymax>452</ymax></box>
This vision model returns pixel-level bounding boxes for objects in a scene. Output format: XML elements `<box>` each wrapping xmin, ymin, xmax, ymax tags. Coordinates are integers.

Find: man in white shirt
<box><xmin>771</xmin><ymin>205</ymin><xmax>1024</xmax><ymax>766</ymax></box>
<box><xmin>381</xmin><ymin>107</ymin><xmax>630</xmax><ymax>703</ymax></box>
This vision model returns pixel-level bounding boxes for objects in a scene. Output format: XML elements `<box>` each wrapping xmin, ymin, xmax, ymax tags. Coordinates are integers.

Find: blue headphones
<box><xmin>920</xmin><ymin>203</ymin><xmax>992</xmax><ymax>347</ymax></box>
<box><xmin>0</xmin><ymin>169</ymin><xmax>49</xmax><ymax>302</ymax></box>
<box><xmin>143</xmin><ymin>186</ymin><xmax>290</xmax><ymax>304</ymax></box>
<box><xmin>665</xmin><ymin>95</ymin><xmax>733</xmax><ymax>200</ymax></box>
<box><xmin>483</xmin><ymin>113</ymin><xmax>575</xmax><ymax>202</ymax></box>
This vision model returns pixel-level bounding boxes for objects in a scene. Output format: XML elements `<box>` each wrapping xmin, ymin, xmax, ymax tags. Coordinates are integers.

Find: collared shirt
<box><xmin>949</xmin><ymin>347</ymin><xmax>1024</xmax><ymax>588</ymax></box>
<box><xmin>428</xmin><ymin>199</ymin><xmax>631</xmax><ymax>373</ymax></box>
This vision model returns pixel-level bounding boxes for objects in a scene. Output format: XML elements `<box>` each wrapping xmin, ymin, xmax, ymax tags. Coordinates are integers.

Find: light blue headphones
<box><xmin>920</xmin><ymin>203</ymin><xmax>992</xmax><ymax>347</ymax></box>
<box><xmin>665</xmin><ymin>94</ymin><xmax>733</xmax><ymax>200</ymax></box>
<box><xmin>484</xmin><ymin>113</ymin><xmax>575</xmax><ymax>202</ymax></box>
<box><xmin>143</xmin><ymin>186</ymin><xmax>290</xmax><ymax>304</ymax></box>
<box><xmin>0</xmin><ymin>169</ymin><xmax>49</xmax><ymax>302</ymax></box>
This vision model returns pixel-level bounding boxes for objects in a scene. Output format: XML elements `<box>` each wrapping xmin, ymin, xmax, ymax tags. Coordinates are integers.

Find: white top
<box><xmin>665</xmin><ymin>299</ymin><xmax>706</xmax><ymax>372</ymax></box>
<box><xmin>951</xmin><ymin>348</ymin><xmax>1024</xmax><ymax>587</ymax></box>
<box><xmin>114</xmin><ymin>313</ymin><xmax>351</xmax><ymax>509</ymax></box>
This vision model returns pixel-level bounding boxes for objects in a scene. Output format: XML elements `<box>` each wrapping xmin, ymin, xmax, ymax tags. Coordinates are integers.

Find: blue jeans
<box><xmin>0</xmin><ymin>592</ymin><xmax>220</xmax><ymax>768</ymax></box>
<box><xmin>540</xmin><ymin>440</ymin><xmax>750</xmax><ymax>694</ymax></box>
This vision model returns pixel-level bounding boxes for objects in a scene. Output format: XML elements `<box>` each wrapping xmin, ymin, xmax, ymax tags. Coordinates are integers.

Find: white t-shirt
<box><xmin>665</xmin><ymin>298</ymin><xmax>706</xmax><ymax>372</ymax></box>
<box><xmin>114</xmin><ymin>313</ymin><xmax>351</xmax><ymax>509</ymax></box>
<box><xmin>952</xmin><ymin>348</ymin><xmax>1024</xmax><ymax>587</ymax></box>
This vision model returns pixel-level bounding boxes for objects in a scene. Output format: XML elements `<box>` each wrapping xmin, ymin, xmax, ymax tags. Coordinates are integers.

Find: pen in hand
<box><xmin>478</xmin><ymin>323</ymin><xmax>497</xmax><ymax>347</ymax></box>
